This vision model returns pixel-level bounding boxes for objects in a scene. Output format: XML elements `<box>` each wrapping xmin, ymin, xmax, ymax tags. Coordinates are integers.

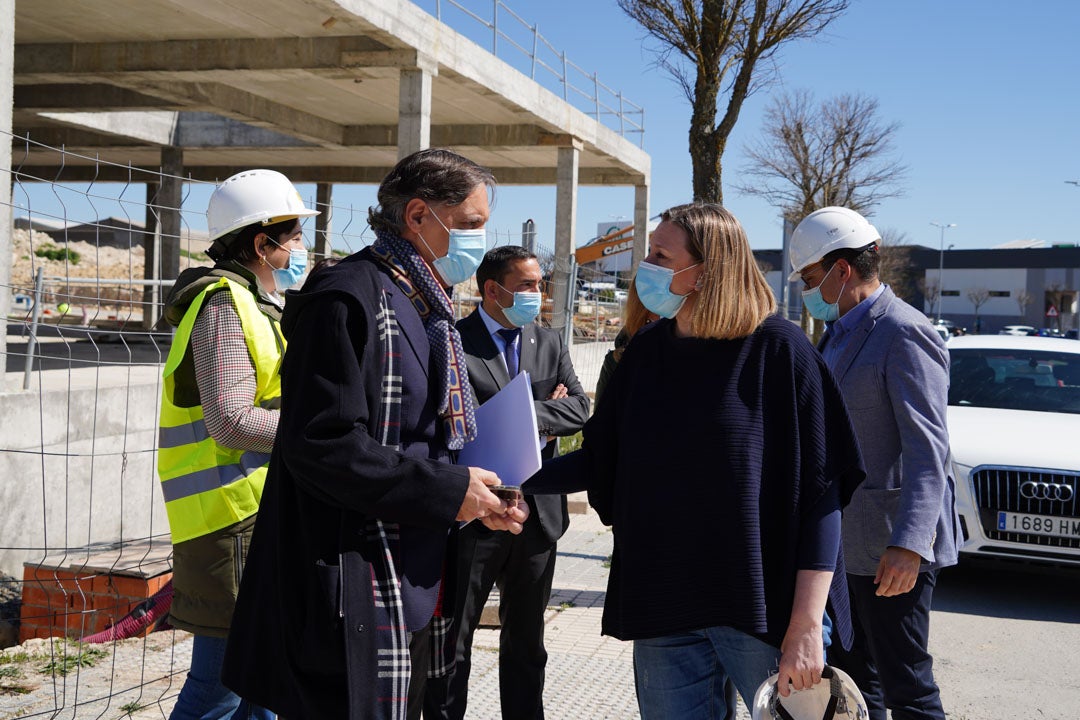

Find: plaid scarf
<box><xmin>370</xmin><ymin>230</ymin><xmax>478</xmax><ymax>450</ymax></box>
<box><xmin>366</xmin><ymin>249</ymin><xmax>458</xmax><ymax>719</ymax></box>
<box><xmin>367</xmin><ymin>291</ymin><xmax>410</xmax><ymax>720</ymax></box>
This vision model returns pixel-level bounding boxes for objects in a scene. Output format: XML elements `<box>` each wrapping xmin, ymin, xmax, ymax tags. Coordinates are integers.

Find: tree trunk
<box><xmin>690</xmin><ymin>125</ymin><xmax>723</xmax><ymax>203</ymax></box>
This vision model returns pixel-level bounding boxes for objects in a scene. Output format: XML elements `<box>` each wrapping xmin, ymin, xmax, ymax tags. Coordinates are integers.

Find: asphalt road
<box><xmin>929</xmin><ymin>559</ymin><xmax>1080</xmax><ymax>719</ymax></box>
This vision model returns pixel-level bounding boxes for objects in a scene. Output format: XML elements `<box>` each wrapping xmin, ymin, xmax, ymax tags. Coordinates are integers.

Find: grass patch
<box><xmin>558</xmin><ymin>431</ymin><xmax>583</xmax><ymax>455</ymax></box>
<box><xmin>602</xmin><ymin>555</ymin><xmax>612</xmax><ymax>568</ymax></box>
<box><xmin>0</xmin><ymin>650</ymin><xmax>31</xmax><ymax>665</ymax></box>
<box><xmin>179</xmin><ymin>248</ymin><xmax>211</xmax><ymax>262</ymax></box>
<box><xmin>120</xmin><ymin>701</ymin><xmax>144</xmax><ymax>715</ymax></box>
<box><xmin>34</xmin><ymin>244</ymin><xmax>80</xmax><ymax>264</ymax></box>
<box><xmin>38</xmin><ymin>642</ymin><xmax>107</xmax><ymax>676</ymax></box>
<box><xmin>0</xmin><ymin>664</ymin><xmax>34</xmax><ymax>696</ymax></box>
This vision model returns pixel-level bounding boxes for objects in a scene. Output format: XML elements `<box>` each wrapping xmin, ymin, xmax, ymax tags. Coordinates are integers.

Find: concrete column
<box><xmin>632</xmin><ymin>183</ymin><xmax>649</xmax><ymax>274</ymax></box>
<box><xmin>141</xmin><ymin>183</ymin><xmax>160</xmax><ymax>330</ymax></box>
<box><xmin>0</xmin><ymin>0</ymin><xmax>14</xmax><ymax>376</ymax></box>
<box><xmin>398</xmin><ymin>67</ymin><xmax>432</xmax><ymax>159</ymax></box>
<box><xmin>551</xmin><ymin>142</ymin><xmax>581</xmax><ymax>332</ymax></box>
<box><xmin>159</xmin><ymin>148</ymin><xmax>184</xmax><ymax>284</ymax></box>
<box><xmin>314</xmin><ymin>182</ymin><xmax>333</xmax><ymax>260</ymax></box>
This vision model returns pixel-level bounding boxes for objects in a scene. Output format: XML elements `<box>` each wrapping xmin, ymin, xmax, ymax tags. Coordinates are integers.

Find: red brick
<box><xmin>109</xmin><ymin>575</ymin><xmax>151</xmax><ymax>597</ymax></box>
<box><xmin>90</xmin><ymin>593</ymin><xmax>129</xmax><ymax>614</ymax></box>
<box><xmin>19</xmin><ymin>604</ymin><xmax>53</xmax><ymax>625</ymax></box>
<box><xmin>20</xmin><ymin>585</ymin><xmax>53</xmax><ymax>608</ymax></box>
<box><xmin>146</xmin><ymin>573</ymin><xmax>172</xmax><ymax>594</ymax></box>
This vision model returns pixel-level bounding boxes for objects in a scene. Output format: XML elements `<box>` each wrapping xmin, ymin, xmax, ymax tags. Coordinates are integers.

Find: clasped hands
<box><xmin>456</xmin><ymin>466</ymin><xmax>530</xmax><ymax>533</ymax></box>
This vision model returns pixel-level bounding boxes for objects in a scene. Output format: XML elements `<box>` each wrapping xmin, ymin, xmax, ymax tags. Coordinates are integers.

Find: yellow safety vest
<box><xmin>158</xmin><ymin>277</ymin><xmax>285</xmax><ymax>544</ymax></box>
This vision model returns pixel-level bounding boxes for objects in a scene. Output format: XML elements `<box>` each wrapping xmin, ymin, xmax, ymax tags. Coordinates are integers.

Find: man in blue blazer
<box><xmin>789</xmin><ymin>207</ymin><xmax>961</xmax><ymax>720</ymax></box>
<box><xmin>426</xmin><ymin>245</ymin><xmax>590</xmax><ymax>720</ymax></box>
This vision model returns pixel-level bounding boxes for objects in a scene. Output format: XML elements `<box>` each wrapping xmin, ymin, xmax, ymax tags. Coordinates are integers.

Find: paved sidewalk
<box><xmin>0</xmin><ymin>503</ymin><xmax>755</xmax><ymax>719</ymax></box>
<box><xmin>460</xmin><ymin>503</ymin><xmax>640</xmax><ymax>720</ymax></box>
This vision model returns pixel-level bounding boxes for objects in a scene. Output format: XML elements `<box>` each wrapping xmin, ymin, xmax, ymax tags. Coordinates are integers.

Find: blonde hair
<box><xmin>661</xmin><ymin>203</ymin><xmax>776</xmax><ymax>340</ymax></box>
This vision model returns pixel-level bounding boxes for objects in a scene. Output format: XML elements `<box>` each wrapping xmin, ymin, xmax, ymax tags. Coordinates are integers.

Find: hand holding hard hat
<box><xmin>752</xmin><ymin>665</ymin><xmax>868</xmax><ymax>720</ymax></box>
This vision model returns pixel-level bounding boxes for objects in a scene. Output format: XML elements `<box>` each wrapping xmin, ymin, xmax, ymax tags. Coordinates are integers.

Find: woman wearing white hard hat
<box><xmin>159</xmin><ymin>169</ymin><xmax>317</xmax><ymax>720</ymax></box>
<box><xmin>526</xmin><ymin>203</ymin><xmax>865</xmax><ymax>717</ymax></box>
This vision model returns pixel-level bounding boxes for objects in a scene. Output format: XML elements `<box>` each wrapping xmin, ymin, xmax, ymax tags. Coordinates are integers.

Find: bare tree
<box><xmin>876</xmin><ymin>227</ymin><xmax>915</xmax><ymax>302</ymax></box>
<box><xmin>921</xmin><ymin>278</ymin><xmax>940</xmax><ymax>316</ymax></box>
<box><xmin>737</xmin><ymin>89</ymin><xmax>907</xmax><ymax>220</ymax></box>
<box><xmin>1015</xmin><ymin>289</ymin><xmax>1034</xmax><ymax>318</ymax></box>
<box><xmin>966</xmin><ymin>287</ymin><xmax>990</xmax><ymax>333</ymax></box>
<box><xmin>618</xmin><ymin>0</ymin><xmax>849</xmax><ymax>203</ymax></box>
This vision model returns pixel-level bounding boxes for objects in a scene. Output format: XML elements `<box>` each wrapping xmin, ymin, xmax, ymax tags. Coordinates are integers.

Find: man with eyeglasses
<box><xmin>788</xmin><ymin>207</ymin><xmax>961</xmax><ymax>720</ymax></box>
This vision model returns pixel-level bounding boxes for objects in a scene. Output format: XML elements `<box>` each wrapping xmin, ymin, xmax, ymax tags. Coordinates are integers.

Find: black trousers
<box><xmin>829</xmin><ymin>570</ymin><xmax>945</xmax><ymax>720</ymax></box>
<box><xmin>424</xmin><ymin>516</ymin><xmax>556</xmax><ymax>720</ymax></box>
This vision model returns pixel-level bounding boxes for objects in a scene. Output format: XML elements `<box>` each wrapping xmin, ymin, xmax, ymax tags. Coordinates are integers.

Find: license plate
<box><xmin>997</xmin><ymin>511</ymin><xmax>1080</xmax><ymax>539</ymax></box>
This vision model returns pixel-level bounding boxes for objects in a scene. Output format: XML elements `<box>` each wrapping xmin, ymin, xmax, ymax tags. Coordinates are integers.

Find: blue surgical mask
<box><xmin>497</xmin><ymin>283</ymin><xmax>542</xmax><ymax>327</ymax></box>
<box><xmin>268</xmin><ymin>245</ymin><xmax>308</xmax><ymax>292</ymax></box>
<box><xmin>801</xmin><ymin>263</ymin><xmax>845</xmax><ymax>322</ymax></box>
<box><xmin>634</xmin><ymin>260</ymin><xmax>700</xmax><ymax>319</ymax></box>
<box><xmin>422</xmin><ymin>207</ymin><xmax>487</xmax><ymax>286</ymax></box>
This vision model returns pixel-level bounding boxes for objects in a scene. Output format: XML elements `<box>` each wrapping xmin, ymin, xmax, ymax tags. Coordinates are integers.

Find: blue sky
<box><xmin>13</xmin><ymin>1</ymin><xmax>1080</xmax><ymax>256</ymax></box>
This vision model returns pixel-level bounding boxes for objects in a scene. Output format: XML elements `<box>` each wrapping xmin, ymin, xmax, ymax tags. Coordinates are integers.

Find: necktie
<box><xmin>498</xmin><ymin>327</ymin><xmax>521</xmax><ymax>378</ymax></box>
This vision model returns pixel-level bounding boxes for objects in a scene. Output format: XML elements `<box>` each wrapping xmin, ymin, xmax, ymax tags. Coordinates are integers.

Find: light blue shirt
<box><xmin>479</xmin><ymin>304</ymin><xmax>519</xmax><ymax>374</ymax></box>
<box><xmin>821</xmin><ymin>283</ymin><xmax>886</xmax><ymax>367</ymax></box>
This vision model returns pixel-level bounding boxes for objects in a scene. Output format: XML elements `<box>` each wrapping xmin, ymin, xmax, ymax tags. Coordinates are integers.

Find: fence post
<box><xmin>562</xmin><ymin>256</ymin><xmax>577</xmax><ymax>348</ymax></box>
<box><xmin>22</xmin><ymin>267</ymin><xmax>44</xmax><ymax>390</ymax></box>
<box><xmin>436</xmin><ymin>0</ymin><xmax>441</xmax><ymax>21</ymax></box>
<box><xmin>561</xmin><ymin>51</ymin><xmax>568</xmax><ymax>100</ymax></box>
<box><xmin>594</xmin><ymin>72</ymin><xmax>600</xmax><ymax>120</ymax></box>
<box><xmin>530</xmin><ymin>24</ymin><xmax>538</xmax><ymax>79</ymax></box>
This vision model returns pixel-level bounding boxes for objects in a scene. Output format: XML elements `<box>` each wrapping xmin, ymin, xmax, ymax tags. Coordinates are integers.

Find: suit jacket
<box><xmin>821</xmin><ymin>285</ymin><xmax>961</xmax><ymax>576</ymax></box>
<box><xmin>457</xmin><ymin>309</ymin><xmax>591</xmax><ymax>543</ymax></box>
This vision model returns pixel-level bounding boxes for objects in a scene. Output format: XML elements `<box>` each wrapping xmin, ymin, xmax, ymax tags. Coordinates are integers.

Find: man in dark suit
<box><xmin>426</xmin><ymin>245</ymin><xmax>590</xmax><ymax>720</ymax></box>
<box><xmin>222</xmin><ymin>150</ymin><xmax>528</xmax><ymax>720</ymax></box>
<box><xmin>789</xmin><ymin>207</ymin><xmax>960</xmax><ymax>720</ymax></box>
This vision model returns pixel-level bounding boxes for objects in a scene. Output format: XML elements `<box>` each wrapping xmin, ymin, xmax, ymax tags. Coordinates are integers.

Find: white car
<box><xmin>948</xmin><ymin>335</ymin><xmax>1080</xmax><ymax>566</ymax></box>
<box><xmin>999</xmin><ymin>324</ymin><xmax>1037</xmax><ymax>336</ymax></box>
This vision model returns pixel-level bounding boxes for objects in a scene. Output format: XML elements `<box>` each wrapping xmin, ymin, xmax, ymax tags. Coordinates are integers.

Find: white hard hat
<box><xmin>788</xmin><ymin>207</ymin><xmax>880</xmax><ymax>281</ymax></box>
<box><xmin>752</xmin><ymin>666</ymin><xmax>868</xmax><ymax>720</ymax></box>
<box><xmin>207</xmin><ymin>169</ymin><xmax>319</xmax><ymax>241</ymax></box>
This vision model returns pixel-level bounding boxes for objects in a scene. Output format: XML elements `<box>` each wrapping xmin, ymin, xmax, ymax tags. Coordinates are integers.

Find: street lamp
<box><xmin>930</xmin><ymin>221</ymin><xmax>956</xmax><ymax>323</ymax></box>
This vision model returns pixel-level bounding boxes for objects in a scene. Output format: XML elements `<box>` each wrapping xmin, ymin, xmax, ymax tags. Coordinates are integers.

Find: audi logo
<box><xmin>1019</xmin><ymin>481</ymin><xmax>1075</xmax><ymax>502</ymax></box>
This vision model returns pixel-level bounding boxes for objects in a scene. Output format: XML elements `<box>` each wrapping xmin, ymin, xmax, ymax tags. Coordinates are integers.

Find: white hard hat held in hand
<box><xmin>788</xmin><ymin>207</ymin><xmax>880</xmax><ymax>282</ymax></box>
<box><xmin>207</xmin><ymin>169</ymin><xmax>319</xmax><ymax>241</ymax></box>
<box><xmin>751</xmin><ymin>665</ymin><xmax>868</xmax><ymax>720</ymax></box>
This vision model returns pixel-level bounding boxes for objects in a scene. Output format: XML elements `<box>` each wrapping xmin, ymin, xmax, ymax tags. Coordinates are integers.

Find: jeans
<box><xmin>170</xmin><ymin>634</ymin><xmax>275</xmax><ymax>720</ymax></box>
<box><xmin>633</xmin><ymin>625</ymin><xmax>780</xmax><ymax>719</ymax></box>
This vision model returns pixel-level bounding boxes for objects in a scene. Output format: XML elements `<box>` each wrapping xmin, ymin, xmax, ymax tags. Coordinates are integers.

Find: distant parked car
<box><xmin>947</xmin><ymin>335</ymin><xmax>1080</xmax><ymax>567</ymax></box>
<box><xmin>934</xmin><ymin>318</ymin><xmax>967</xmax><ymax>335</ymax></box>
<box><xmin>999</xmin><ymin>325</ymin><xmax>1037</xmax><ymax>336</ymax></box>
<box><xmin>1066</xmin><ymin>329</ymin><xmax>1078</xmax><ymax>340</ymax></box>
<box><xmin>1037</xmin><ymin>328</ymin><xmax>1064</xmax><ymax>337</ymax></box>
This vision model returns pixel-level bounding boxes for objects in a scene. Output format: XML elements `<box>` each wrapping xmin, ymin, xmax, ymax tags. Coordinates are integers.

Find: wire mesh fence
<box><xmin>0</xmin><ymin>137</ymin><xmax>620</xmax><ymax>716</ymax></box>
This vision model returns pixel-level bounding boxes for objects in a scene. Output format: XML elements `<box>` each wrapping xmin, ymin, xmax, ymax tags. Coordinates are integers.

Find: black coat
<box><xmin>222</xmin><ymin>249</ymin><xmax>470</xmax><ymax>719</ymax></box>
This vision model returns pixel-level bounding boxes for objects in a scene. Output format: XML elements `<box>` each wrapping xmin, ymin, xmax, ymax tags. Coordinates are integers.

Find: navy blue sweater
<box><xmin>530</xmin><ymin>315</ymin><xmax>864</xmax><ymax>648</ymax></box>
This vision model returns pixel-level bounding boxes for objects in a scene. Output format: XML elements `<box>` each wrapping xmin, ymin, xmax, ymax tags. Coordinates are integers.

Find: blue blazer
<box><xmin>821</xmin><ymin>286</ymin><xmax>961</xmax><ymax>576</ymax></box>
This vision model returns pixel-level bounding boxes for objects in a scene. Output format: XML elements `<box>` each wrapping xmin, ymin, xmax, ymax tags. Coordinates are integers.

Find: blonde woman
<box><xmin>526</xmin><ymin>203</ymin><xmax>864</xmax><ymax>717</ymax></box>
